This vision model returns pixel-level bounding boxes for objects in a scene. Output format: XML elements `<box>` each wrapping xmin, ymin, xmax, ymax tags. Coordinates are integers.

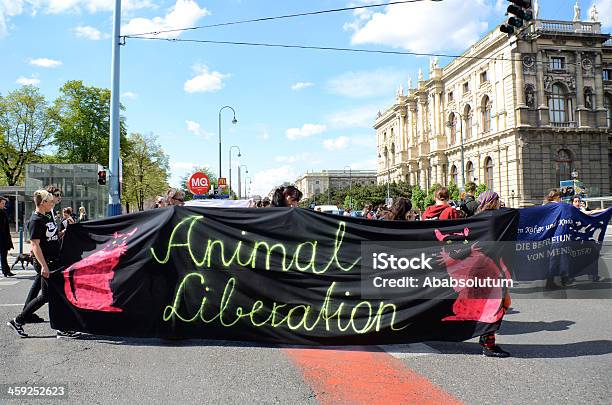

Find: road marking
<box><xmin>381</xmin><ymin>342</ymin><xmax>441</xmax><ymax>358</ymax></box>
<box><xmin>0</xmin><ymin>280</ymin><xmax>20</xmax><ymax>286</ymax></box>
<box><xmin>0</xmin><ymin>304</ymin><xmax>24</xmax><ymax>307</ymax></box>
<box><xmin>284</xmin><ymin>347</ymin><xmax>462</xmax><ymax>405</ymax></box>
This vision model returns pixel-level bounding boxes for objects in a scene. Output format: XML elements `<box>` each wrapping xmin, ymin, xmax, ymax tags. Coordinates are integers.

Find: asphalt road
<box><xmin>1</xmin><ymin>267</ymin><xmax>611</xmax><ymax>404</ymax></box>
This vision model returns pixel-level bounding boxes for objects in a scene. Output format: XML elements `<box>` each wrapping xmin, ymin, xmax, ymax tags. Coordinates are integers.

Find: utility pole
<box><xmin>107</xmin><ymin>0</ymin><xmax>122</xmax><ymax>216</ymax></box>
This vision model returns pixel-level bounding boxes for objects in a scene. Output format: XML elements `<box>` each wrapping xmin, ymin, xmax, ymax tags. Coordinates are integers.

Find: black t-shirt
<box><xmin>28</xmin><ymin>211</ymin><xmax>61</xmax><ymax>262</ymax></box>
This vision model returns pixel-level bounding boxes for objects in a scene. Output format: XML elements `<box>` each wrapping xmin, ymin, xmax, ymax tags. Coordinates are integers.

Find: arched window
<box><xmin>384</xmin><ymin>146</ymin><xmax>388</xmax><ymax>168</ymax></box>
<box><xmin>605</xmin><ymin>93</ymin><xmax>612</xmax><ymax>128</ymax></box>
<box><xmin>549</xmin><ymin>83</ymin><xmax>570</xmax><ymax>123</ymax></box>
<box><xmin>484</xmin><ymin>157</ymin><xmax>494</xmax><ymax>190</ymax></box>
<box><xmin>464</xmin><ymin>105</ymin><xmax>472</xmax><ymax>140</ymax></box>
<box><xmin>391</xmin><ymin>143</ymin><xmax>396</xmax><ymax>166</ymax></box>
<box><xmin>449</xmin><ymin>112</ymin><xmax>457</xmax><ymax>145</ymax></box>
<box><xmin>450</xmin><ymin>165</ymin><xmax>458</xmax><ymax>185</ymax></box>
<box><xmin>481</xmin><ymin>96</ymin><xmax>491</xmax><ymax>133</ymax></box>
<box><xmin>555</xmin><ymin>149</ymin><xmax>572</xmax><ymax>184</ymax></box>
<box><xmin>466</xmin><ymin>161</ymin><xmax>475</xmax><ymax>182</ymax></box>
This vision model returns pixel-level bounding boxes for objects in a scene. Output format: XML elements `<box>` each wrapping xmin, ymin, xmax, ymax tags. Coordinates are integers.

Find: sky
<box><xmin>1</xmin><ymin>0</ymin><xmax>611</xmax><ymax>196</ymax></box>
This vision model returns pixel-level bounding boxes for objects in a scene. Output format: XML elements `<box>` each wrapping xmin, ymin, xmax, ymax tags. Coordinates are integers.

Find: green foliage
<box><xmin>0</xmin><ymin>86</ymin><xmax>55</xmax><ymax>185</ymax></box>
<box><xmin>476</xmin><ymin>183</ymin><xmax>488</xmax><ymax>196</ymax></box>
<box><xmin>301</xmin><ymin>181</ymin><xmax>413</xmax><ymax>210</ymax></box>
<box><xmin>50</xmin><ymin>80</ymin><xmax>127</xmax><ymax>166</ymax></box>
<box><xmin>411</xmin><ymin>185</ymin><xmax>427</xmax><ymax>211</ymax></box>
<box><xmin>122</xmin><ymin>133</ymin><xmax>170</xmax><ymax>211</ymax></box>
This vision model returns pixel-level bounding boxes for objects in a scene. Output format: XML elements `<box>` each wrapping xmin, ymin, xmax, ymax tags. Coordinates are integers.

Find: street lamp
<box><xmin>239</xmin><ymin>164</ymin><xmax>248</xmax><ymax>199</ymax></box>
<box><xmin>343</xmin><ymin>165</ymin><xmax>352</xmax><ymax>209</ymax></box>
<box><xmin>446</xmin><ymin>111</ymin><xmax>465</xmax><ymax>190</ymax></box>
<box><xmin>229</xmin><ymin>145</ymin><xmax>241</xmax><ymax>198</ymax></box>
<box><xmin>245</xmin><ymin>176</ymin><xmax>252</xmax><ymax>198</ymax></box>
<box><xmin>218</xmin><ymin>105</ymin><xmax>238</xmax><ymax>180</ymax></box>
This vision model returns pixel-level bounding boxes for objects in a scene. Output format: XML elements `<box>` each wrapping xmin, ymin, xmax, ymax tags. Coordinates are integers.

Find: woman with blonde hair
<box><xmin>77</xmin><ymin>206</ymin><xmax>88</xmax><ymax>222</ymax></box>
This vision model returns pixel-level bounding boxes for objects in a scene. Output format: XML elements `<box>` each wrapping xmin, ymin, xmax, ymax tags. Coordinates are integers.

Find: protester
<box><xmin>572</xmin><ymin>195</ymin><xmax>606</xmax><ymax>215</ymax></box>
<box><xmin>77</xmin><ymin>206</ymin><xmax>88</xmax><ymax>222</ymax></box>
<box><xmin>542</xmin><ymin>189</ymin><xmax>562</xmax><ymax>205</ymax></box>
<box><xmin>422</xmin><ymin>187</ymin><xmax>462</xmax><ymax>220</ymax></box>
<box><xmin>166</xmin><ymin>188</ymin><xmax>185</xmax><ymax>206</ymax></box>
<box><xmin>460</xmin><ymin>182</ymin><xmax>479</xmax><ymax>217</ymax></box>
<box><xmin>0</xmin><ymin>196</ymin><xmax>15</xmax><ymax>277</ymax></box>
<box><xmin>7</xmin><ymin>190</ymin><xmax>79</xmax><ymax>338</ymax></box>
<box><xmin>154</xmin><ymin>196</ymin><xmax>166</xmax><ymax>208</ymax></box>
<box><xmin>343</xmin><ymin>208</ymin><xmax>351</xmax><ymax>217</ymax></box>
<box><xmin>383</xmin><ymin>197</ymin><xmax>412</xmax><ymax>221</ymax></box>
<box><xmin>473</xmin><ymin>190</ymin><xmax>511</xmax><ymax>358</ymax></box>
<box><xmin>61</xmin><ymin>207</ymin><xmax>75</xmax><ymax>231</ymax></box>
<box><xmin>271</xmin><ymin>185</ymin><xmax>302</xmax><ymax>207</ymax></box>
<box><xmin>262</xmin><ymin>197</ymin><xmax>271</xmax><ymax>208</ymax></box>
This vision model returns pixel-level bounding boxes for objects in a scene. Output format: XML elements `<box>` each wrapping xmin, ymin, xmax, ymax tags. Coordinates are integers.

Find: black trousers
<box><xmin>0</xmin><ymin>248</ymin><xmax>10</xmax><ymax>276</ymax></box>
<box><xmin>16</xmin><ymin>277</ymin><xmax>48</xmax><ymax>325</ymax></box>
<box><xmin>23</xmin><ymin>263</ymin><xmax>42</xmax><ymax>308</ymax></box>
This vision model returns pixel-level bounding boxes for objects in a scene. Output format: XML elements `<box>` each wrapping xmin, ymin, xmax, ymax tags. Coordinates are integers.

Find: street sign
<box><xmin>187</xmin><ymin>172</ymin><xmax>210</xmax><ymax>195</ymax></box>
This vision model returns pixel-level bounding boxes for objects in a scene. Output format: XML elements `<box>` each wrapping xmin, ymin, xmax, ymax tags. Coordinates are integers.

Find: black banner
<box><xmin>50</xmin><ymin>207</ymin><xmax>518</xmax><ymax>345</ymax></box>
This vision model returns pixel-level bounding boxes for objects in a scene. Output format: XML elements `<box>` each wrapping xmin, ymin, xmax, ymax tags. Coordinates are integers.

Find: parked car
<box><xmin>313</xmin><ymin>205</ymin><xmax>340</xmax><ymax>214</ymax></box>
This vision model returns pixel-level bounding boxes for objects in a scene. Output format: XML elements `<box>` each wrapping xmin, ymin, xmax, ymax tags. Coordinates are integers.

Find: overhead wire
<box><xmin>124</xmin><ymin>0</ymin><xmax>439</xmax><ymax>38</ymax></box>
<box><xmin>122</xmin><ymin>35</ymin><xmax>608</xmax><ymax>68</ymax></box>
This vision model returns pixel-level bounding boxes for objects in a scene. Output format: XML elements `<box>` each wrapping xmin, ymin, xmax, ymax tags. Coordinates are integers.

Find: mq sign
<box><xmin>187</xmin><ymin>172</ymin><xmax>210</xmax><ymax>195</ymax></box>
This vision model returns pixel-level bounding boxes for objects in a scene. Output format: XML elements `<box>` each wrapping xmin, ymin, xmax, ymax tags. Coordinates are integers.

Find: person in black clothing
<box><xmin>460</xmin><ymin>182</ymin><xmax>479</xmax><ymax>217</ymax></box>
<box><xmin>271</xmin><ymin>185</ymin><xmax>302</xmax><ymax>207</ymax></box>
<box><xmin>0</xmin><ymin>196</ymin><xmax>15</xmax><ymax>277</ymax></box>
<box><xmin>7</xmin><ymin>189</ymin><xmax>79</xmax><ymax>339</ymax></box>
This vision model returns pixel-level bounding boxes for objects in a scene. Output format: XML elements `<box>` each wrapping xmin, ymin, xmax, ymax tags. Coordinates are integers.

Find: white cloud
<box><xmin>274</xmin><ymin>153</ymin><xmax>312</xmax><ymax>164</ymax></box>
<box><xmin>285</xmin><ymin>123</ymin><xmax>327</xmax><ymax>140</ymax></box>
<box><xmin>0</xmin><ymin>0</ymin><xmax>26</xmax><ymax>37</ymax></box>
<box><xmin>170</xmin><ymin>161</ymin><xmax>198</xmax><ymax>171</ymax></box>
<box><xmin>291</xmin><ymin>81</ymin><xmax>314</xmax><ymax>91</ymax></box>
<box><xmin>185</xmin><ymin>120</ymin><xmax>213</xmax><ymax>139</ymax></box>
<box><xmin>594</xmin><ymin>0</ymin><xmax>612</xmax><ymax>28</ymax></box>
<box><xmin>122</xmin><ymin>0</ymin><xmax>209</xmax><ymax>39</ymax></box>
<box><xmin>29</xmin><ymin>57</ymin><xmax>62</xmax><ymax>68</ymax></box>
<box><xmin>327</xmin><ymin>105</ymin><xmax>378</xmax><ymax>129</ymax></box>
<box><xmin>250</xmin><ymin>165</ymin><xmax>298</xmax><ymax>197</ymax></box>
<box><xmin>327</xmin><ymin>69</ymin><xmax>405</xmax><ymax>98</ymax></box>
<box><xmin>121</xmin><ymin>91</ymin><xmax>138</xmax><ymax>99</ymax></box>
<box><xmin>345</xmin><ymin>0</ymin><xmax>492</xmax><ymax>53</ymax></box>
<box><xmin>184</xmin><ymin>64</ymin><xmax>229</xmax><ymax>93</ymax></box>
<box><xmin>16</xmin><ymin>75</ymin><xmax>40</xmax><ymax>86</ymax></box>
<box><xmin>74</xmin><ymin>25</ymin><xmax>106</xmax><ymax>40</ymax></box>
<box><xmin>323</xmin><ymin>136</ymin><xmax>350</xmax><ymax>151</ymax></box>
<box><xmin>257</xmin><ymin>132</ymin><xmax>270</xmax><ymax>140</ymax></box>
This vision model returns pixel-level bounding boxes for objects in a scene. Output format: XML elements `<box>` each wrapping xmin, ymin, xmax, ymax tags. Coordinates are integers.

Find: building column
<box><xmin>514</xmin><ymin>52</ymin><xmax>527</xmax><ymax>127</ymax></box>
<box><xmin>593</xmin><ymin>53</ymin><xmax>606</xmax><ymax>128</ymax></box>
<box><xmin>575</xmin><ymin>51</ymin><xmax>588</xmax><ymax>127</ymax></box>
<box><xmin>536</xmin><ymin>50</ymin><xmax>550</xmax><ymax>126</ymax></box>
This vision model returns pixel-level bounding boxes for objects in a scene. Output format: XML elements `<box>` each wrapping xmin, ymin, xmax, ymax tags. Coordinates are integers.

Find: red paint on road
<box><xmin>284</xmin><ymin>348</ymin><xmax>463</xmax><ymax>405</ymax></box>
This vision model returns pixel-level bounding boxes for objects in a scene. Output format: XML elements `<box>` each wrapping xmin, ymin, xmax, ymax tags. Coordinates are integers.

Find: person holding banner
<box><xmin>422</xmin><ymin>188</ymin><xmax>462</xmax><ymax>220</ymax></box>
<box><xmin>7</xmin><ymin>190</ymin><xmax>80</xmax><ymax>339</ymax></box>
<box><xmin>474</xmin><ymin>190</ymin><xmax>511</xmax><ymax>358</ymax></box>
<box><xmin>271</xmin><ymin>185</ymin><xmax>302</xmax><ymax>208</ymax></box>
<box><xmin>542</xmin><ymin>189</ymin><xmax>562</xmax><ymax>205</ymax></box>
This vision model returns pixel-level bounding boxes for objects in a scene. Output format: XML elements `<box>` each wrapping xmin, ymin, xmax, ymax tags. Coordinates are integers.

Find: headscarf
<box><xmin>477</xmin><ymin>190</ymin><xmax>499</xmax><ymax>209</ymax></box>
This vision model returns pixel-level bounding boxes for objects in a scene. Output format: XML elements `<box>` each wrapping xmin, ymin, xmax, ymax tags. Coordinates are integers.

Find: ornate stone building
<box><xmin>375</xmin><ymin>13</ymin><xmax>612</xmax><ymax>207</ymax></box>
<box><xmin>295</xmin><ymin>170</ymin><xmax>377</xmax><ymax>201</ymax></box>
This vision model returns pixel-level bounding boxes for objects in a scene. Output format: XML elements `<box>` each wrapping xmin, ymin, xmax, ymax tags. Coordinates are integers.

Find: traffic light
<box><xmin>500</xmin><ymin>0</ymin><xmax>533</xmax><ymax>36</ymax></box>
<box><xmin>97</xmin><ymin>170</ymin><xmax>107</xmax><ymax>185</ymax></box>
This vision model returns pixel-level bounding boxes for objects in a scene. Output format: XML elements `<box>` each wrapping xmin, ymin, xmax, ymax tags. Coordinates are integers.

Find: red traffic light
<box><xmin>98</xmin><ymin>170</ymin><xmax>107</xmax><ymax>185</ymax></box>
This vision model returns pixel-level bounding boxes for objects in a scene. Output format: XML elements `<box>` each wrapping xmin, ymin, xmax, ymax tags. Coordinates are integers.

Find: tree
<box><xmin>122</xmin><ymin>133</ymin><xmax>170</xmax><ymax>211</ymax></box>
<box><xmin>51</xmin><ymin>80</ymin><xmax>127</xmax><ymax>166</ymax></box>
<box><xmin>0</xmin><ymin>86</ymin><xmax>55</xmax><ymax>185</ymax></box>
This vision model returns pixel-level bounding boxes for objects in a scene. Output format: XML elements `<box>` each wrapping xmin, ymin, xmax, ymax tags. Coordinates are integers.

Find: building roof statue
<box><xmin>418</xmin><ymin>68</ymin><xmax>424</xmax><ymax>82</ymax></box>
<box><xmin>533</xmin><ymin>0</ymin><xmax>540</xmax><ymax>20</ymax></box>
<box><xmin>589</xmin><ymin>4</ymin><xmax>599</xmax><ymax>22</ymax></box>
<box><xmin>408</xmin><ymin>76</ymin><xmax>412</xmax><ymax>90</ymax></box>
<box><xmin>573</xmin><ymin>1</ymin><xmax>581</xmax><ymax>22</ymax></box>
